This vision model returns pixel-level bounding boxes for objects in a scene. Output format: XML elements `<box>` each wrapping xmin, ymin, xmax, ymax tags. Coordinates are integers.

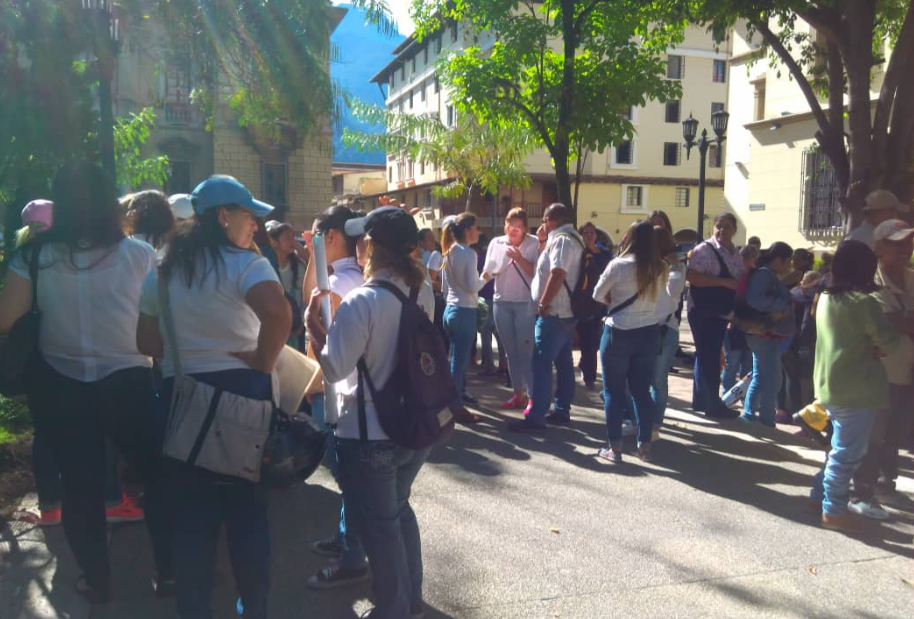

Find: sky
<box><xmin>333</xmin><ymin>0</ymin><xmax>416</xmax><ymax>35</ymax></box>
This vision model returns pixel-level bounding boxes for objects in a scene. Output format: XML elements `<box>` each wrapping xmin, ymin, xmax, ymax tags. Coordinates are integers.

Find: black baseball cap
<box><xmin>344</xmin><ymin>207</ymin><xmax>418</xmax><ymax>255</ymax></box>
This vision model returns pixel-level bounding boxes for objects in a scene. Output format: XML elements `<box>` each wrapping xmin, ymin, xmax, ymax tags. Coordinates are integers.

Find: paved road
<box><xmin>2</xmin><ymin>354</ymin><xmax>913</xmax><ymax>619</ymax></box>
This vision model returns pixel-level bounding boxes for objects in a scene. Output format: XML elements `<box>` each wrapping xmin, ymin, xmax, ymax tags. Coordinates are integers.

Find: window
<box><xmin>332</xmin><ymin>175</ymin><xmax>344</xmax><ymax>196</ymax></box>
<box><xmin>166</xmin><ymin>160</ymin><xmax>192</xmax><ymax>194</ymax></box>
<box><xmin>446</xmin><ymin>104</ymin><xmax>456</xmax><ymax>127</ymax></box>
<box><xmin>407</xmin><ymin>158</ymin><xmax>414</xmax><ymax>179</ymax></box>
<box><xmin>713</xmin><ymin>59</ymin><xmax>727</xmax><ymax>83</ymax></box>
<box><xmin>420</xmin><ymin>82</ymin><xmax>426</xmax><ymax>102</ymax></box>
<box><xmin>388</xmin><ymin>166</ymin><xmax>393</xmax><ymax>183</ymax></box>
<box><xmin>434</xmin><ymin>76</ymin><xmax>440</xmax><ymax>94</ymax></box>
<box><xmin>667</xmin><ymin>55</ymin><xmax>684</xmax><ymax>79</ymax></box>
<box><xmin>410</xmin><ymin>55</ymin><xmax>416</xmax><ymax>74</ymax></box>
<box><xmin>711</xmin><ymin>101</ymin><xmax>725</xmax><ymax>116</ymax></box>
<box><xmin>451</xmin><ymin>23</ymin><xmax>458</xmax><ymax>42</ymax></box>
<box><xmin>397</xmin><ymin>159</ymin><xmax>405</xmax><ymax>181</ymax></box>
<box><xmin>409</xmin><ymin>89</ymin><xmax>414</xmax><ymax>109</ymax></box>
<box><xmin>675</xmin><ymin>187</ymin><xmax>690</xmax><ymax>208</ymax></box>
<box><xmin>754</xmin><ymin>79</ymin><xmax>766</xmax><ymax>121</ymax></box>
<box><xmin>624</xmin><ymin>186</ymin><xmax>644</xmax><ymax>211</ymax></box>
<box><xmin>164</xmin><ymin>65</ymin><xmax>193</xmax><ymax>124</ymax></box>
<box><xmin>420</xmin><ymin>160</ymin><xmax>425</xmax><ymax>175</ymax></box>
<box><xmin>665</xmin><ymin>100</ymin><xmax>680</xmax><ymax>123</ymax></box>
<box><xmin>424</xmin><ymin>46</ymin><xmax>429</xmax><ymax>65</ymax></box>
<box><xmin>425</xmin><ymin>189</ymin><xmax>433</xmax><ymax>207</ymax></box>
<box><xmin>615</xmin><ymin>141</ymin><xmax>633</xmax><ymax>165</ymax></box>
<box><xmin>400</xmin><ymin>65</ymin><xmax>405</xmax><ymax>81</ymax></box>
<box><xmin>389</xmin><ymin>73</ymin><xmax>395</xmax><ymax>88</ymax></box>
<box><xmin>663</xmin><ymin>142</ymin><xmax>681</xmax><ymax>166</ymax></box>
<box><xmin>262</xmin><ymin>163</ymin><xmax>287</xmax><ymax>209</ymax></box>
<box><xmin>709</xmin><ymin>144</ymin><xmax>722</xmax><ymax>168</ymax></box>
<box><xmin>800</xmin><ymin>148</ymin><xmax>844</xmax><ymax>233</ymax></box>
<box><xmin>434</xmin><ymin>34</ymin><xmax>442</xmax><ymax>54</ymax></box>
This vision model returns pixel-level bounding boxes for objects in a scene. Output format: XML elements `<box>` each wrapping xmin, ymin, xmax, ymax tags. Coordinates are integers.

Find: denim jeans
<box><xmin>600</xmin><ymin>324</ymin><xmax>660</xmax><ymax>446</ymax></box>
<box><xmin>493</xmin><ymin>301</ymin><xmax>535</xmax><ymax>396</ymax></box>
<box><xmin>479</xmin><ymin>298</ymin><xmax>505</xmax><ymax>371</ymax></box>
<box><xmin>810</xmin><ymin>405</ymin><xmax>877</xmax><ymax>517</ymax></box>
<box><xmin>743</xmin><ymin>335</ymin><xmax>784</xmax><ymax>426</ymax></box>
<box><xmin>853</xmin><ymin>383</ymin><xmax>914</xmax><ymax>498</ymax></box>
<box><xmin>688</xmin><ymin>311</ymin><xmax>728</xmax><ymax>412</ymax></box>
<box><xmin>529</xmin><ymin>315</ymin><xmax>577</xmax><ymax>424</ymax></box>
<box><xmin>33</xmin><ymin>430</ymin><xmax>123</xmax><ymax>510</ymax></box>
<box><xmin>650</xmin><ymin>326</ymin><xmax>680</xmax><ymax>426</ymax></box>
<box><xmin>443</xmin><ymin>305</ymin><xmax>477</xmax><ymax>407</ymax></box>
<box><xmin>721</xmin><ymin>329</ymin><xmax>752</xmax><ymax>392</ymax></box>
<box><xmin>336</xmin><ymin>439</ymin><xmax>430</xmax><ymax>619</ymax></box>
<box><xmin>163</xmin><ymin>369</ymin><xmax>272</xmax><ymax>619</ymax></box>
<box><xmin>576</xmin><ymin>316</ymin><xmax>603</xmax><ymax>386</ymax></box>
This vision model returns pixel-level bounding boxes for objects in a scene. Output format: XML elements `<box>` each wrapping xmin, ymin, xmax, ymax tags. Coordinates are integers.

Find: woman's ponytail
<box><xmin>441</xmin><ymin>221</ymin><xmax>457</xmax><ymax>256</ymax></box>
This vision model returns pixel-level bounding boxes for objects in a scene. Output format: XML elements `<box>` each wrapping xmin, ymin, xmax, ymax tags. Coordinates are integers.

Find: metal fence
<box><xmin>798</xmin><ymin>149</ymin><xmax>844</xmax><ymax>235</ymax></box>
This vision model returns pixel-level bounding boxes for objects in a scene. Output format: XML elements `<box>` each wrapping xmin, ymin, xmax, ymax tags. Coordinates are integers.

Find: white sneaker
<box><xmin>848</xmin><ymin>499</ymin><xmax>890</xmax><ymax>521</ymax></box>
<box><xmin>622</xmin><ymin>420</ymin><xmax>637</xmax><ymax>438</ymax></box>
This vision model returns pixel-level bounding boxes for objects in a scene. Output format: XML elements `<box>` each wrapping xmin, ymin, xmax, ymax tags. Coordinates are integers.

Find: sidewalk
<box><xmin>2</xmin><ymin>346</ymin><xmax>913</xmax><ymax>618</ymax></box>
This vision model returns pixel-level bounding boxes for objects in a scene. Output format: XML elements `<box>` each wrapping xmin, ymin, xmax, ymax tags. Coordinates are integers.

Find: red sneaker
<box><xmin>39</xmin><ymin>507</ymin><xmax>62</xmax><ymax>527</ymax></box>
<box><xmin>500</xmin><ymin>395</ymin><xmax>528</xmax><ymax>410</ymax></box>
<box><xmin>522</xmin><ymin>400</ymin><xmax>533</xmax><ymax>417</ymax></box>
<box><xmin>106</xmin><ymin>495</ymin><xmax>144</xmax><ymax>524</ymax></box>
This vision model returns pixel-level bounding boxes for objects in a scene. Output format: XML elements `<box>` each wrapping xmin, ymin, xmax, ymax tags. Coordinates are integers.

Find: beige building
<box><xmin>112</xmin><ymin>8</ymin><xmax>343</xmax><ymax>230</ymax></box>
<box><xmin>369</xmin><ymin>21</ymin><xmax>729</xmax><ymax>241</ymax></box>
<box><xmin>331</xmin><ymin>163</ymin><xmax>387</xmax><ymax>207</ymax></box>
<box><xmin>723</xmin><ymin>21</ymin><xmax>891</xmax><ymax>249</ymax></box>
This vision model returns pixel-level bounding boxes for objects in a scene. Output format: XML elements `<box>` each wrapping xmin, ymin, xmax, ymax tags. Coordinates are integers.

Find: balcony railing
<box><xmin>163</xmin><ymin>102</ymin><xmax>193</xmax><ymax>125</ymax></box>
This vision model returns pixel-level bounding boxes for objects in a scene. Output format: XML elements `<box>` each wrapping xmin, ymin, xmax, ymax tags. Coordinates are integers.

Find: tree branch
<box><xmin>874</xmin><ymin>1</ymin><xmax>914</xmax><ymax>177</ymax></box>
<box><xmin>823</xmin><ymin>38</ymin><xmax>849</xmax><ymax>190</ymax></box>
<box><xmin>493</xmin><ymin>77</ymin><xmax>555</xmax><ymax>153</ymax></box>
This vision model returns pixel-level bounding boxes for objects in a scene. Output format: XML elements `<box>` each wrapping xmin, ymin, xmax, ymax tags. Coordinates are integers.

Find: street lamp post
<box><xmin>682</xmin><ymin>110</ymin><xmax>729</xmax><ymax>240</ymax></box>
<box><xmin>80</xmin><ymin>0</ymin><xmax>120</xmax><ymax>180</ymax></box>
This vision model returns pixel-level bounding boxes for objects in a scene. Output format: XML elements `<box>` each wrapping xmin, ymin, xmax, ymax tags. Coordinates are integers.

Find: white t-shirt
<box><xmin>278</xmin><ymin>263</ymin><xmax>295</xmax><ymax>295</ymax></box>
<box><xmin>320</xmin><ymin>271</ymin><xmax>435</xmax><ymax>440</ymax></box>
<box><xmin>139</xmin><ymin>247</ymin><xmax>279</xmax><ymax>377</ymax></box>
<box><xmin>422</xmin><ymin>249</ymin><xmax>443</xmax><ymax>273</ymax></box>
<box><xmin>328</xmin><ymin>257</ymin><xmax>364</xmax><ymax>300</ymax></box>
<box><xmin>10</xmin><ymin>239</ymin><xmax>156</xmax><ymax>381</ymax></box>
<box><xmin>655</xmin><ymin>262</ymin><xmax>686</xmax><ymax>330</ymax></box>
<box><xmin>845</xmin><ymin>221</ymin><xmax>876</xmax><ymax>249</ymax></box>
<box><xmin>484</xmin><ymin>235</ymin><xmax>539</xmax><ymax>303</ymax></box>
<box><xmin>532</xmin><ymin>225</ymin><xmax>583</xmax><ymax>319</ymax></box>
<box><xmin>441</xmin><ymin>243</ymin><xmax>485</xmax><ymax>308</ymax></box>
<box><xmin>592</xmin><ymin>255</ymin><xmax>667</xmax><ymax>330</ymax></box>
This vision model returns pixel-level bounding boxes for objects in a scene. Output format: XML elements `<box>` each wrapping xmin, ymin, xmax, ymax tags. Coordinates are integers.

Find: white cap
<box><xmin>168</xmin><ymin>193</ymin><xmax>195</xmax><ymax>220</ymax></box>
<box><xmin>873</xmin><ymin>219</ymin><xmax>914</xmax><ymax>243</ymax></box>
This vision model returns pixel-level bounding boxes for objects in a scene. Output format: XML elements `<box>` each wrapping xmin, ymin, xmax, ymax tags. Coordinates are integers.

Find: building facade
<box><xmin>111</xmin><ymin>8</ymin><xmax>342</xmax><ymax>231</ymax></box>
<box><xmin>369</xmin><ymin>21</ymin><xmax>730</xmax><ymax>242</ymax></box>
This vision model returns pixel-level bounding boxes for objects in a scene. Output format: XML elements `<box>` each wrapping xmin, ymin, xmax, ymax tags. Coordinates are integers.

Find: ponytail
<box><xmin>440</xmin><ymin>212</ymin><xmax>477</xmax><ymax>256</ymax></box>
<box><xmin>757</xmin><ymin>241</ymin><xmax>793</xmax><ymax>269</ymax></box>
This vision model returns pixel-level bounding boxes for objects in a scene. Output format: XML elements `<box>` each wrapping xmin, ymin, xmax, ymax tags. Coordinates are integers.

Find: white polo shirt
<box><xmin>531</xmin><ymin>225</ymin><xmax>583</xmax><ymax>319</ymax></box>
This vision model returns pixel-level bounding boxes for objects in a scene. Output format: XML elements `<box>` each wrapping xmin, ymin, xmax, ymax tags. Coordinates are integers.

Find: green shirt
<box><xmin>814</xmin><ymin>291</ymin><xmax>899</xmax><ymax>409</ymax></box>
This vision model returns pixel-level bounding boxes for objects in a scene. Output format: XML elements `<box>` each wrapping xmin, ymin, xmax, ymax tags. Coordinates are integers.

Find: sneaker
<box><xmin>821</xmin><ymin>512</ymin><xmax>866</xmax><ymax>533</ymax></box>
<box><xmin>500</xmin><ymin>395</ymin><xmax>528</xmax><ymax>410</ymax></box>
<box><xmin>508</xmin><ymin>418</ymin><xmax>547</xmax><ymax>432</ymax></box>
<box><xmin>738</xmin><ymin>413</ymin><xmax>756</xmax><ymax>424</ymax></box>
<box><xmin>306</xmin><ymin>563</ymin><xmax>370</xmax><ymax>590</ymax></box>
<box><xmin>621</xmin><ymin>420</ymin><xmax>637</xmax><ymax>438</ymax></box>
<box><xmin>310</xmin><ymin>536</ymin><xmax>344</xmax><ymax>558</ymax></box>
<box><xmin>637</xmin><ymin>444</ymin><xmax>652</xmax><ymax>462</ymax></box>
<box><xmin>106</xmin><ymin>495</ymin><xmax>144</xmax><ymax>524</ymax></box>
<box><xmin>39</xmin><ymin>507</ymin><xmax>62</xmax><ymax>527</ymax></box>
<box><xmin>462</xmin><ymin>392</ymin><xmax>479</xmax><ymax>405</ymax></box>
<box><xmin>848</xmin><ymin>499</ymin><xmax>890</xmax><ymax>521</ymax></box>
<box><xmin>522</xmin><ymin>400</ymin><xmax>533</xmax><ymax>417</ymax></box>
<box><xmin>597</xmin><ymin>447</ymin><xmax>622</xmax><ymax>463</ymax></box>
<box><xmin>545</xmin><ymin>412</ymin><xmax>571</xmax><ymax>426</ymax></box>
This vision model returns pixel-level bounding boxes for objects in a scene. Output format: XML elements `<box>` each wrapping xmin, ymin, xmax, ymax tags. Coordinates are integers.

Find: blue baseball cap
<box><xmin>190</xmin><ymin>175</ymin><xmax>274</xmax><ymax>217</ymax></box>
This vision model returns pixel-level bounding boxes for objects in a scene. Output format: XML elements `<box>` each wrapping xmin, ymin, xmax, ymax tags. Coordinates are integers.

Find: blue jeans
<box><xmin>336</xmin><ymin>439</ymin><xmax>430</xmax><ymax>619</ymax></box>
<box><xmin>688</xmin><ymin>311</ymin><xmax>728</xmax><ymax>412</ymax></box>
<box><xmin>493</xmin><ymin>300</ymin><xmax>535</xmax><ymax>396</ymax></box>
<box><xmin>601</xmin><ymin>324</ymin><xmax>660</xmax><ymax>446</ymax></box>
<box><xmin>529</xmin><ymin>315</ymin><xmax>577</xmax><ymax>423</ymax></box>
<box><xmin>163</xmin><ymin>369</ymin><xmax>272</xmax><ymax>619</ymax></box>
<box><xmin>650</xmin><ymin>326</ymin><xmax>680</xmax><ymax>426</ymax></box>
<box><xmin>810</xmin><ymin>406</ymin><xmax>878</xmax><ymax>517</ymax></box>
<box><xmin>443</xmin><ymin>305</ymin><xmax>477</xmax><ymax>407</ymax></box>
<box><xmin>721</xmin><ymin>330</ymin><xmax>752</xmax><ymax>392</ymax></box>
<box><xmin>742</xmin><ymin>335</ymin><xmax>783</xmax><ymax>426</ymax></box>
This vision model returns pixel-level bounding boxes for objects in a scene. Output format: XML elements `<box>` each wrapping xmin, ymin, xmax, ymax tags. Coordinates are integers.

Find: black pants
<box><xmin>28</xmin><ymin>357</ymin><xmax>172</xmax><ymax>595</ymax></box>
<box><xmin>576</xmin><ymin>316</ymin><xmax>603</xmax><ymax>385</ymax></box>
<box><xmin>688</xmin><ymin>311</ymin><xmax>728</xmax><ymax>412</ymax></box>
<box><xmin>163</xmin><ymin>369</ymin><xmax>272</xmax><ymax>619</ymax></box>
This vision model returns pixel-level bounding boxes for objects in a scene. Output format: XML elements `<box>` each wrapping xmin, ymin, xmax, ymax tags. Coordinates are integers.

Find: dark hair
<box><xmin>654</xmin><ymin>226</ymin><xmax>676</xmax><ymax>257</ymax></box>
<box><xmin>441</xmin><ymin>212</ymin><xmax>477</xmax><ymax>255</ymax></box>
<box><xmin>714</xmin><ymin>212</ymin><xmax>738</xmax><ymax>230</ymax></box>
<box><xmin>128</xmin><ymin>190</ymin><xmax>175</xmax><ymax>250</ymax></box>
<box><xmin>825</xmin><ymin>240</ymin><xmax>878</xmax><ymax>296</ymax></box>
<box><xmin>650</xmin><ymin>210</ymin><xmax>672</xmax><ymax>231</ymax></box>
<box><xmin>315</xmin><ymin>206</ymin><xmax>358</xmax><ymax>256</ymax></box>
<box><xmin>42</xmin><ymin>161</ymin><xmax>124</xmax><ymax>252</ymax></box>
<box><xmin>757</xmin><ymin>241</ymin><xmax>793</xmax><ymax>268</ymax></box>
<box><xmin>161</xmin><ymin>206</ymin><xmax>247</xmax><ymax>288</ymax></box>
<box><xmin>418</xmin><ymin>227</ymin><xmax>435</xmax><ymax>244</ymax></box>
<box><xmin>544</xmin><ymin>203</ymin><xmax>572</xmax><ymax>225</ymax></box>
<box><xmin>747</xmin><ymin>236</ymin><xmax>762</xmax><ymax>247</ymax></box>
<box><xmin>793</xmin><ymin>248</ymin><xmax>814</xmax><ymax>269</ymax></box>
<box><xmin>620</xmin><ymin>220</ymin><xmax>667</xmax><ymax>301</ymax></box>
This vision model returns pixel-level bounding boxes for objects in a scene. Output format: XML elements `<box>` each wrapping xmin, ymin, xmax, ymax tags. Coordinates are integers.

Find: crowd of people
<box><xmin>0</xmin><ymin>160</ymin><xmax>911</xmax><ymax>618</ymax></box>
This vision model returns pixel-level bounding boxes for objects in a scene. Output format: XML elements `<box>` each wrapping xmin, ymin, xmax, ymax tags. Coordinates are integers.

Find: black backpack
<box><xmin>556</xmin><ymin>233</ymin><xmax>610</xmax><ymax>321</ymax></box>
<box><xmin>356</xmin><ymin>281</ymin><xmax>456</xmax><ymax>449</ymax></box>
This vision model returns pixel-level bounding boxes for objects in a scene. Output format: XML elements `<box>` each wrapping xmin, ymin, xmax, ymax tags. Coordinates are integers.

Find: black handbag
<box><xmin>690</xmin><ymin>242</ymin><xmax>736</xmax><ymax>318</ymax></box>
<box><xmin>0</xmin><ymin>245</ymin><xmax>41</xmax><ymax>397</ymax></box>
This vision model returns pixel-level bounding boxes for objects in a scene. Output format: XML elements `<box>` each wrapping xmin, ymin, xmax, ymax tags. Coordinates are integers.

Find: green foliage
<box><xmin>345</xmin><ymin>99</ymin><xmax>533</xmax><ymax>209</ymax></box>
<box><xmin>114</xmin><ymin>108</ymin><xmax>170</xmax><ymax>189</ymax></box>
<box><xmin>411</xmin><ymin>0</ymin><xmax>688</xmax><ymax>210</ymax></box>
<box><xmin>0</xmin><ymin>396</ymin><xmax>30</xmax><ymax>442</ymax></box>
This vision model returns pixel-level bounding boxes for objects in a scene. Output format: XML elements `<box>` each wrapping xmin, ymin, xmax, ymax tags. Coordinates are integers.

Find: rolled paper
<box><xmin>312</xmin><ymin>233</ymin><xmax>339</xmax><ymax>425</ymax></box>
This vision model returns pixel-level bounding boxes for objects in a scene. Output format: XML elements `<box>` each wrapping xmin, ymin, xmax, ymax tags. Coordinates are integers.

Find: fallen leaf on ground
<box><xmin>550</xmin><ymin>527</ymin><xmax>560</xmax><ymax>534</ymax></box>
<box><xmin>902</xmin><ymin>578</ymin><xmax>914</xmax><ymax>588</ymax></box>
<box><xmin>808</xmin><ymin>566</ymin><xmax>818</xmax><ymax>575</ymax></box>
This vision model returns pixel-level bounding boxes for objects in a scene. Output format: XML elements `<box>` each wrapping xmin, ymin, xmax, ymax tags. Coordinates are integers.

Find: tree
<box><xmin>410</xmin><ymin>0</ymin><xmax>688</xmax><ymax>217</ymax></box>
<box><xmin>693</xmin><ymin>0</ymin><xmax>914</xmax><ymax>229</ymax></box>
<box><xmin>114</xmin><ymin>108</ymin><xmax>170</xmax><ymax>189</ymax></box>
<box><xmin>343</xmin><ymin>100</ymin><xmax>534</xmax><ymax>213</ymax></box>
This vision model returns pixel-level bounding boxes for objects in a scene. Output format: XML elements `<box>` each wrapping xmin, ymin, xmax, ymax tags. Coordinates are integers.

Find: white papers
<box><xmin>313</xmin><ymin>234</ymin><xmax>339</xmax><ymax>425</ymax></box>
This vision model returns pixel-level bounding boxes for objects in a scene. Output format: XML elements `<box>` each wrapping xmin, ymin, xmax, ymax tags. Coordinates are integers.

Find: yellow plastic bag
<box><xmin>797</xmin><ymin>400</ymin><xmax>829</xmax><ymax>432</ymax></box>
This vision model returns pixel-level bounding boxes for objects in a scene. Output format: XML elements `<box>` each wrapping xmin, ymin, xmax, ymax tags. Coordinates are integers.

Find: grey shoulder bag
<box><xmin>158</xmin><ymin>272</ymin><xmax>274</xmax><ymax>482</ymax></box>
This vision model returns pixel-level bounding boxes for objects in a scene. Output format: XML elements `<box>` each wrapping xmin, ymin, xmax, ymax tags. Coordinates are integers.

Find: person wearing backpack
<box><xmin>592</xmin><ymin>221</ymin><xmax>669</xmax><ymax>462</ymax></box>
<box><xmin>306</xmin><ymin>207</ymin><xmax>443</xmax><ymax>619</ymax></box>
<box><xmin>484</xmin><ymin>207</ymin><xmax>539</xmax><ymax>409</ymax></box>
<box><xmin>576</xmin><ymin>222</ymin><xmax>614</xmax><ymax>391</ymax></box>
<box><xmin>733</xmin><ymin>242</ymin><xmax>795</xmax><ymax>427</ymax></box>
<box><xmin>509</xmin><ymin>203</ymin><xmax>584</xmax><ymax>431</ymax></box>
